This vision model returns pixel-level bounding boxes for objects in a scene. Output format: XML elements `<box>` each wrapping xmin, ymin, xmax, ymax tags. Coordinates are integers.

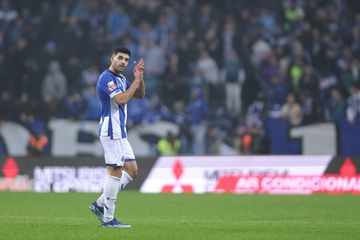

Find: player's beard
<box><xmin>117</xmin><ymin>65</ymin><xmax>125</xmax><ymax>73</ymax></box>
<box><xmin>112</xmin><ymin>64</ymin><xmax>124</xmax><ymax>74</ymax></box>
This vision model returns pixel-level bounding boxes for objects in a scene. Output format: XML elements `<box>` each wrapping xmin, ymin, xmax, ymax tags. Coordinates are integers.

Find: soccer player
<box><xmin>89</xmin><ymin>46</ymin><xmax>145</xmax><ymax>228</ymax></box>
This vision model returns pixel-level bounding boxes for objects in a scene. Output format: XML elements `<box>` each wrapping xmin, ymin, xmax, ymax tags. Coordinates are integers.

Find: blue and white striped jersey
<box><xmin>97</xmin><ymin>69</ymin><xmax>131</xmax><ymax>139</ymax></box>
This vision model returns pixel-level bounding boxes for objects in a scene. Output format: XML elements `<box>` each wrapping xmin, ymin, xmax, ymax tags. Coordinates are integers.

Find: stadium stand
<box><xmin>0</xmin><ymin>0</ymin><xmax>359</xmax><ymax>155</ymax></box>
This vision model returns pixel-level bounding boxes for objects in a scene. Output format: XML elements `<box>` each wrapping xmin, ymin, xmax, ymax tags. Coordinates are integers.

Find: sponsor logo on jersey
<box><xmin>107</xmin><ymin>81</ymin><xmax>117</xmax><ymax>91</ymax></box>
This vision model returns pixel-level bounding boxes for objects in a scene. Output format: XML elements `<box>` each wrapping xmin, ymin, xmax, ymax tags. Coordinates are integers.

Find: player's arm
<box><xmin>133</xmin><ymin>79</ymin><xmax>145</xmax><ymax>99</ymax></box>
<box><xmin>112</xmin><ymin>79</ymin><xmax>142</xmax><ymax>105</ymax></box>
<box><xmin>112</xmin><ymin>62</ymin><xmax>142</xmax><ymax>106</ymax></box>
<box><xmin>112</xmin><ymin>58</ymin><xmax>145</xmax><ymax>105</ymax></box>
<box><xmin>133</xmin><ymin>58</ymin><xmax>145</xmax><ymax>99</ymax></box>
<box><xmin>113</xmin><ymin>72</ymin><xmax>143</xmax><ymax>106</ymax></box>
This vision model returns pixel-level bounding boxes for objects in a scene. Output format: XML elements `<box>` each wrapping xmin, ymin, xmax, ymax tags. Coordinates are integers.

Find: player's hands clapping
<box><xmin>133</xmin><ymin>58</ymin><xmax>144</xmax><ymax>83</ymax></box>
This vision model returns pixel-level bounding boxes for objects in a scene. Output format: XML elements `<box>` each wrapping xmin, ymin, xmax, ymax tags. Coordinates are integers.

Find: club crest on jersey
<box><xmin>107</xmin><ymin>81</ymin><xmax>117</xmax><ymax>91</ymax></box>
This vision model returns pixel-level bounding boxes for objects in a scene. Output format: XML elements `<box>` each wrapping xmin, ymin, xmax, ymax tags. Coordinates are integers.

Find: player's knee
<box><xmin>107</xmin><ymin>166</ymin><xmax>122</xmax><ymax>178</ymax></box>
<box><xmin>128</xmin><ymin>169</ymin><xmax>138</xmax><ymax>179</ymax></box>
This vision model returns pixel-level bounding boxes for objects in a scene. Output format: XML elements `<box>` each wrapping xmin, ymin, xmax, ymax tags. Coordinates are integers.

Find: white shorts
<box><xmin>100</xmin><ymin>137</ymin><xmax>136</xmax><ymax>167</ymax></box>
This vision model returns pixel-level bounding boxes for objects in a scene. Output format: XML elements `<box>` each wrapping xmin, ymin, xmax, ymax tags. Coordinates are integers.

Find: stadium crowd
<box><xmin>0</xmin><ymin>0</ymin><xmax>359</xmax><ymax>156</ymax></box>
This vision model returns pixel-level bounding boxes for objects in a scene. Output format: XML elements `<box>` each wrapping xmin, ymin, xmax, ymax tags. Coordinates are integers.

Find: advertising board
<box><xmin>0</xmin><ymin>156</ymin><xmax>156</xmax><ymax>192</ymax></box>
<box><xmin>140</xmin><ymin>156</ymin><xmax>360</xmax><ymax>194</ymax></box>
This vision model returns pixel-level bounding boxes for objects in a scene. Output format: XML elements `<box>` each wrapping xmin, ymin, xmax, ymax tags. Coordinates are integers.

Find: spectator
<box><xmin>222</xmin><ymin>49</ymin><xmax>245</xmax><ymax>117</ymax></box>
<box><xmin>106</xmin><ymin>4</ymin><xmax>130</xmax><ymax>40</ymax></box>
<box><xmin>64</xmin><ymin>90</ymin><xmax>86</xmax><ymax>120</ymax></box>
<box><xmin>289</xmin><ymin>57</ymin><xmax>304</xmax><ymax>94</ymax></box>
<box><xmin>41</xmin><ymin>61</ymin><xmax>67</xmax><ymax>104</ymax></box>
<box><xmin>127</xmin><ymin>99</ymin><xmax>148</xmax><ymax>127</ymax></box>
<box><xmin>325</xmin><ymin>87</ymin><xmax>346</xmax><ymax>122</ymax></box>
<box><xmin>341</xmin><ymin>58</ymin><xmax>360</xmax><ymax>94</ymax></box>
<box><xmin>251</xmin><ymin>37</ymin><xmax>271</xmax><ymax>67</ymax></box>
<box><xmin>156</xmin><ymin>131</ymin><xmax>181</xmax><ymax>156</ymax></box>
<box><xmin>139</xmin><ymin>39</ymin><xmax>166</xmax><ymax>96</ymax></box>
<box><xmin>81</xmin><ymin>64</ymin><xmax>100</xmax><ymax>88</ymax></box>
<box><xmin>187</xmin><ymin>87</ymin><xmax>208</xmax><ymax>155</ymax></box>
<box><xmin>264</xmin><ymin>75</ymin><xmax>286</xmax><ymax>108</ymax></box>
<box><xmin>197</xmin><ymin>49</ymin><xmax>222</xmax><ymax>108</ymax></box>
<box><xmin>27</xmin><ymin>132</ymin><xmax>48</xmax><ymax>156</ymax></box>
<box><xmin>0</xmin><ymin>0</ymin><xmax>18</xmax><ymax>24</ymax></box>
<box><xmin>346</xmin><ymin>84</ymin><xmax>360</xmax><ymax>125</ymax></box>
<box><xmin>161</xmin><ymin>54</ymin><xmax>189</xmax><ymax>109</ymax></box>
<box><xmin>283</xmin><ymin>0</ymin><xmax>304</xmax><ymax>32</ymax></box>
<box><xmin>205</xmin><ymin>127</ymin><xmax>222</xmax><ymax>155</ymax></box>
<box><xmin>245</xmin><ymin>93</ymin><xmax>265</xmax><ymax>131</ymax></box>
<box><xmin>82</xmin><ymin>85</ymin><xmax>101</xmax><ymax>121</ymax></box>
<box><xmin>280</xmin><ymin>92</ymin><xmax>303</xmax><ymax>126</ymax></box>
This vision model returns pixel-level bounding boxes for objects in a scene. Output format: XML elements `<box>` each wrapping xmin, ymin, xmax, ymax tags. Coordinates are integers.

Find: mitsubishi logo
<box><xmin>161</xmin><ymin>159</ymin><xmax>193</xmax><ymax>193</ymax></box>
<box><xmin>2</xmin><ymin>157</ymin><xmax>19</xmax><ymax>179</ymax></box>
<box><xmin>340</xmin><ymin>157</ymin><xmax>357</xmax><ymax>176</ymax></box>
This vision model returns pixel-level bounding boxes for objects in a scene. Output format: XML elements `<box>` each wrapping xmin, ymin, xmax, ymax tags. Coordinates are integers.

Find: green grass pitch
<box><xmin>0</xmin><ymin>192</ymin><xmax>359</xmax><ymax>240</ymax></box>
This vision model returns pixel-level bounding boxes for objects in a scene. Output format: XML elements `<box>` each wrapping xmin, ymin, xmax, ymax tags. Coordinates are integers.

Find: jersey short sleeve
<box><xmin>98</xmin><ymin>74</ymin><xmax>122</xmax><ymax>98</ymax></box>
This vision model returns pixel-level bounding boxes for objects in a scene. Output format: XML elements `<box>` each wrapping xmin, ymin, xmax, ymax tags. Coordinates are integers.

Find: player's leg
<box><xmin>118</xmin><ymin>138</ymin><xmax>138</xmax><ymax>191</ymax></box>
<box><xmin>91</xmin><ymin>160</ymin><xmax>122</xmax><ymax>222</ymax></box>
<box><xmin>100</xmin><ymin>137</ymin><xmax>123</xmax><ymax>223</ymax></box>
<box><xmin>96</xmin><ymin>167</ymin><xmax>124</xmax><ymax>208</ymax></box>
<box><xmin>124</xmin><ymin>160</ymin><xmax>138</xmax><ymax>179</ymax></box>
<box><xmin>95</xmin><ymin>161</ymin><xmax>136</xmax><ymax>207</ymax></box>
<box><xmin>90</xmin><ymin>137</ymin><xmax>131</xmax><ymax>227</ymax></box>
<box><xmin>103</xmin><ymin>166</ymin><xmax>122</xmax><ymax>222</ymax></box>
<box><xmin>101</xmin><ymin>165</ymin><xmax>131</xmax><ymax>228</ymax></box>
<box><xmin>118</xmin><ymin>161</ymin><xmax>138</xmax><ymax>191</ymax></box>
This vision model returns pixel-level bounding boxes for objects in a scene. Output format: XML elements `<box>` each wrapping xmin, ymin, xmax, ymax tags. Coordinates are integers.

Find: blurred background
<box><xmin>0</xmin><ymin>0</ymin><xmax>359</xmax><ymax>158</ymax></box>
<box><xmin>0</xmin><ymin>0</ymin><xmax>359</xmax><ymax>193</ymax></box>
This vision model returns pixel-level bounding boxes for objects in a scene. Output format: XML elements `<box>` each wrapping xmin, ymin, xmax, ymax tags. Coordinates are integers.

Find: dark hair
<box><xmin>112</xmin><ymin>46</ymin><xmax>131</xmax><ymax>56</ymax></box>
